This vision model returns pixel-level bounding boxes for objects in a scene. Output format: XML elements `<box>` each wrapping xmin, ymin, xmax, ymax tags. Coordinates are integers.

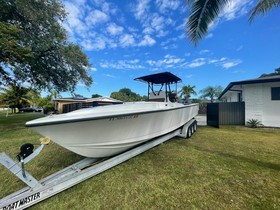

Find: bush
<box><xmin>246</xmin><ymin>119</ymin><xmax>263</xmax><ymax>128</ymax></box>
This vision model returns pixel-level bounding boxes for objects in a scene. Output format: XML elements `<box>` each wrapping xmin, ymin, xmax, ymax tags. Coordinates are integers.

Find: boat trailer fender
<box><xmin>177</xmin><ymin>119</ymin><xmax>197</xmax><ymax>139</ymax></box>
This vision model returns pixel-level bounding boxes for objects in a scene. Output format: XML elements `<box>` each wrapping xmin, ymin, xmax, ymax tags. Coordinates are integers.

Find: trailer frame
<box><xmin>0</xmin><ymin>119</ymin><xmax>197</xmax><ymax>210</ymax></box>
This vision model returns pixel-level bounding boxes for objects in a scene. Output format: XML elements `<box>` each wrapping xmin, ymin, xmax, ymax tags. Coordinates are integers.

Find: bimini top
<box><xmin>134</xmin><ymin>72</ymin><xmax>182</xmax><ymax>84</ymax></box>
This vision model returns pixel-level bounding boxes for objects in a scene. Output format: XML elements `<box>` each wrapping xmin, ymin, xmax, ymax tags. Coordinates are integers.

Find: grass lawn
<box><xmin>0</xmin><ymin>112</ymin><xmax>279</xmax><ymax>210</ymax></box>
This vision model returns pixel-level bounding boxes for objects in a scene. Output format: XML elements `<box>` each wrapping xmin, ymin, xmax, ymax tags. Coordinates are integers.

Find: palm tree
<box><xmin>200</xmin><ymin>85</ymin><xmax>223</xmax><ymax>103</ymax></box>
<box><xmin>178</xmin><ymin>85</ymin><xmax>197</xmax><ymax>101</ymax></box>
<box><xmin>0</xmin><ymin>83</ymin><xmax>32</xmax><ymax>113</ymax></box>
<box><xmin>186</xmin><ymin>0</ymin><xmax>280</xmax><ymax>45</ymax></box>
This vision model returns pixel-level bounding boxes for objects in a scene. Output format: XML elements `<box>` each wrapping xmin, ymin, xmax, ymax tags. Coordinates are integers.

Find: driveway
<box><xmin>195</xmin><ymin>115</ymin><xmax>207</xmax><ymax>126</ymax></box>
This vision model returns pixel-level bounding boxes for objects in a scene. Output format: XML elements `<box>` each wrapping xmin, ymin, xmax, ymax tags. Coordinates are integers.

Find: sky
<box><xmin>61</xmin><ymin>0</ymin><xmax>280</xmax><ymax>98</ymax></box>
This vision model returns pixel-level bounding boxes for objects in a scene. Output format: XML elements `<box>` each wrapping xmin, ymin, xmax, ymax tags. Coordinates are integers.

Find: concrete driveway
<box><xmin>195</xmin><ymin>115</ymin><xmax>206</xmax><ymax>126</ymax></box>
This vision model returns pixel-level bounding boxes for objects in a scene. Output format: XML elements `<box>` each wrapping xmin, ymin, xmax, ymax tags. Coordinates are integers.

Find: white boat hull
<box><xmin>27</xmin><ymin>102</ymin><xmax>199</xmax><ymax>158</ymax></box>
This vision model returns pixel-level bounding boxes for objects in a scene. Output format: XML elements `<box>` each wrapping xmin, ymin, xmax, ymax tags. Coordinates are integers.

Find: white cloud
<box><xmin>134</xmin><ymin>0</ymin><xmax>150</xmax><ymax>21</ymax></box>
<box><xmin>81</xmin><ymin>37</ymin><xmax>106</xmax><ymax>51</ymax></box>
<box><xmin>92</xmin><ymin>0</ymin><xmax>118</xmax><ymax>15</ymax></box>
<box><xmin>156</xmin><ymin>0</ymin><xmax>180</xmax><ymax>14</ymax></box>
<box><xmin>62</xmin><ymin>0</ymin><xmax>185</xmax><ymax>51</ymax></box>
<box><xmin>149</xmin><ymin>14</ymin><xmax>173</xmax><ymax>37</ymax></box>
<box><xmin>63</xmin><ymin>2</ymin><xmax>87</xmax><ymax>34</ymax></box>
<box><xmin>86</xmin><ymin>10</ymin><xmax>109</xmax><ymax>26</ymax></box>
<box><xmin>161</xmin><ymin>37</ymin><xmax>177</xmax><ymax>46</ymax></box>
<box><xmin>221</xmin><ymin>60</ymin><xmax>242</xmax><ymax>69</ymax></box>
<box><xmin>151</xmin><ymin>14</ymin><xmax>165</xmax><ymax>31</ymax></box>
<box><xmin>143</xmin><ymin>27</ymin><xmax>154</xmax><ymax>34</ymax></box>
<box><xmin>104</xmin><ymin>74</ymin><xmax>117</xmax><ymax>78</ymax></box>
<box><xmin>129</xmin><ymin>59</ymin><xmax>140</xmax><ymax>64</ymax></box>
<box><xmin>90</xmin><ymin>67</ymin><xmax>97</xmax><ymax>71</ymax></box>
<box><xmin>221</xmin><ymin>0</ymin><xmax>252</xmax><ymax>21</ymax></box>
<box><xmin>208</xmin><ymin>57</ymin><xmax>242</xmax><ymax>68</ymax></box>
<box><xmin>208</xmin><ymin>59</ymin><xmax>219</xmax><ymax>64</ymax></box>
<box><xmin>188</xmin><ymin>58</ymin><xmax>206</xmax><ymax>68</ymax></box>
<box><xmin>131</xmin><ymin>0</ymin><xmax>174</xmax><ymax>38</ymax></box>
<box><xmin>147</xmin><ymin>54</ymin><xmax>185</xmax><ymax>68</ymax></box>
<box><xmin>100</xmin><ymin>60</ymin><xmax>145</xmax><ymax>70</ymax></box>
<box><xmin>204</xmin><ymin>1</ymin><xmax>252</xmax><ymax>34</ymax></box>
<box><xmin>162</xmin><ymin>44</ymin><xmax>178</xmax><ymax>50</ymax></box>
<box><xmin>107</xmin><ymin>23</ymin><xmax>123</xmax><ymax>36</ymax></box>
<box><xmin>199</xmin><ymin>50</ymin><xmax>210</xmax><ymax>54</ymax></box>
<box><xmin>139</xmin><ymin>35</ymin><xmax>156</xmax><ymax>46</ymax></box>
<box><xmin>119</xmin><ymin>34</ymin><xmax>135</xmax><ymax>47</ymax></box>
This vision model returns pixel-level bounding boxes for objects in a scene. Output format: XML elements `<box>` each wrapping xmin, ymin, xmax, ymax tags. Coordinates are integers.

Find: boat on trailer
<box><xmin>0</xmin><ymin>72</ymin><xmax>199</xmax><ymax>209</ymax></box>
<box><xmin>26</xmin><ymin>72</ymin><xmax>199</xmax><ymax>158</ymax></box>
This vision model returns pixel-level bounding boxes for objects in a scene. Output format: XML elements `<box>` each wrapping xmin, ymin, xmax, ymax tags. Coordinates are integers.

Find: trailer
<box><xmin>0</xmin><ymin>119</ymin><xmax>197</xmax><ymax>210</ymax></box>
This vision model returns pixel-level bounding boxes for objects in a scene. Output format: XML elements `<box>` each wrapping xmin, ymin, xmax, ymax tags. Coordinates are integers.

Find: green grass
<box><xmin>0</xmin><ymin>113</ymin><xmax>280</xmax><ymax>209</ymax></box>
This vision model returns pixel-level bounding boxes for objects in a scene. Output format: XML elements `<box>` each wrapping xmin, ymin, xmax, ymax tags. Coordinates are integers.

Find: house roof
<box><xmin>134</xmin><ymin>72</ymin><xmax>182</xmax><ymax>84</ymax></box>
<box><xmin>85</xmin><ymin>97</ymin><xmax>122</xmax><ymax>103</ymax></box>
<box><xmin>53</xmin><ymin>97</ymin><xmax>122</xmax><ymax>103</ymax></box>
<box><xmin>52</xmin><ymin>97</ymin><xmax>87</xmax><ymax>102</ymax></box>
<box><xmin>219</xmin><ymin>75</ymin><xmax>280</xmax><ymax>99</ymax></box>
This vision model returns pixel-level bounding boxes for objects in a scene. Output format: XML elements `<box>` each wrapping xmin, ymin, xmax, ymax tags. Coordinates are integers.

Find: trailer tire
<box><xmin>187</xmin><ymin>127</ymin><xmax>192</xmax><ymax>138</ymax></box>
<box><xmin>193</xmin><ymin>122</ymin><xmax>197</xmax><ymax>132</ymax></box>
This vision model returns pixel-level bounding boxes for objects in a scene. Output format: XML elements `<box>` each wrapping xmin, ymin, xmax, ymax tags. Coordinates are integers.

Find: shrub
<box><xmin>246</xmin><ymin>119</ymin><xmax>263</xmax><ymax>128</ymax></box>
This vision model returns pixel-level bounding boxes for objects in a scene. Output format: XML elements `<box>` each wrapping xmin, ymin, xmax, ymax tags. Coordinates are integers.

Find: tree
<box><xmin>0</xmin><ymin>84</ymin><xmax>56</xmax><ymax>112</ymax></box>
<box><xmin>199</xmin><ymin>86</ymin><xmax>223</xmax><ymax>103</ymax></box>
<box><xmin>186</xmin><ymin>0</ymin><xmax>280</xmax><ymax>45</ymax></box>
<box><xmin>0</xmin><ymin>0</ymin><xmax>92</xmax><ymax>92</ymax></box>
<box><xmin>260</xmin><ymin>67</ymin><xmax>280</xmax><ymax>77</ymax></box>
<box><xmin>72</xmin><ymin>93</ymin><xmax>85</xmax><ymax>98</ymax></box>
<box><xmin>92</xmin><ymin>94</ymin><xmax>102</xmax><ymax>98</ymax></box>
<box><xmin>0</xmin><ymin>83</ymin><xmax>32</xmax><ymax>112</ymax></box>
<box><xmin>110</xmin><ymin>88</ymin><xmax>145</xmax><ymax>102</ymax></box>
<box><xmin>178</xmin><ymin>85</ymin><xmax>197</xmax><ymax>100</ymax></box>
<box><xmin>36</xmin><ymin>94</ymin><xmax>55</xmax><ymax>111</ymax></box>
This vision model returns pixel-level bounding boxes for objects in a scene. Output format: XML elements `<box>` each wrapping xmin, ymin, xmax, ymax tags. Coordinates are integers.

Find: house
<box><xmin>218</xmin><ymin>75</ymin><xmax>280</xmax><ymax>127</ymax></box>
<box><xmin>53</xmin><ymin>97</ymin><xmax>123</xmax><ymax>113</ymax></box>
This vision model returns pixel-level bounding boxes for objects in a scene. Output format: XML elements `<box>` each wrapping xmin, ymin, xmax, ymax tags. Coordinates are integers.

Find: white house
<box><xmin>219</xmin><ymin>75</ymin><xmax>280</xmax><ymax>127</ymax></box>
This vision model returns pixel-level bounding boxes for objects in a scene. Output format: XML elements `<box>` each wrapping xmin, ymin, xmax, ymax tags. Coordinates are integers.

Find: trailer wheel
<box><xmin>187</xmin><ymin>127</ymin><xmax>192</xmax><ymax>138</ymax></box>
<box><xmin>193</xmin><ymin>122</ymin><xmax>197</xmax><ymax>132</ymax></box>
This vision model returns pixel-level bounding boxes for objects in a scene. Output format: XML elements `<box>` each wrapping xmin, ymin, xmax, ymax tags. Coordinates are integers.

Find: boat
<box><xmin>26</xmin><ymin>72</ymin><xmax>199</xmax><ymax>158</ymax></box>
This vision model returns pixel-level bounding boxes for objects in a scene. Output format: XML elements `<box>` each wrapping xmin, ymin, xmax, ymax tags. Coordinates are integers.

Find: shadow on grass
<box><xmin>192</xmin><ymin>145</ymin><xmax>280</xmax><ymax>171</ymax></box>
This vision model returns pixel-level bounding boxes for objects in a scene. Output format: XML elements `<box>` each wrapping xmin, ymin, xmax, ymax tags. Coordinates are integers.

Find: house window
<box><xmin>271</xmin><ymin>87</ymin><xmax>280</xmax><ymax>100</ymax></box>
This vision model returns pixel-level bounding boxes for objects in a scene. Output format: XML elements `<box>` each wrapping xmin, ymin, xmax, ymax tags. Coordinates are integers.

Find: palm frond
<box><xmin>186</xmin><ymin>0</ymin><xmax>230</xmax><ymax>46</ymax></box>
<box><xmin>249</xmin><ymin>0</ymin><xmax>280</xmax><ymax>22</ymax></box>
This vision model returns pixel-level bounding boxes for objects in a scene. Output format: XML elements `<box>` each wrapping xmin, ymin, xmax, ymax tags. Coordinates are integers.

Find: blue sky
<box><xmin>61</xmin><ymin>0</ymin><xmax>280</xmax><ymax>98</ymax></box>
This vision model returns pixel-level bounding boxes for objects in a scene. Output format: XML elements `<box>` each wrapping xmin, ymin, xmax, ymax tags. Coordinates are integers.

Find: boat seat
<box><xmin>168</xmin><ymin>93</ymin><xmax>178</xmax><ymax>102</ymax></box>
<box><xmin>149</xmin><ymin>98</ymin><xmax>165</xmax><ymax>102</ymax></box>
<box><xmin>149</xmin><ymin>91</ymin><xmax>166</xmax><ymax>102</ymax></box>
